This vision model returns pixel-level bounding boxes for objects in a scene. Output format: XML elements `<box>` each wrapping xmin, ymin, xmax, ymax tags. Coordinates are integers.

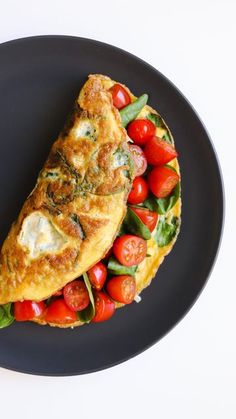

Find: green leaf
<box><xmin>155</xmin><ymin>182</ymin><xmax>180</xmax><ymax>215</ymax></box>
<box><xmin>120</xmin><ymin>94</ymin><xmax>148</xmax><ymax>127</ymax></box>
<box><xmin>142</xmin><ymin>196</ymin><xmax>160</xmax><ymax>212</ymax></box>
<box><xmin>107</xmin><ymin>256</ymin><xmax>138</xmax><ymax>277</ymax></box>
<box><xmin>0</xmin><ymin>303</ymin><xmax>14</xmax><ymax>329</ymax></box>
<box><xmin>154</xmin><ymin>216</ymin><xmax>179</xmax><ymax>247</ymax></box>
<box><xmin>162</xmin><ymin>132</ymin><xmax>173</xmax><ymax>144</ymax></box>
<box><xmin>123</xmin><ymin>207</ymin><xmax>151</xmax><ymax>240</ymax></box>
<box><xmin>147</xmin><ymin>113</ymin><xmax>173</xmax><ymax>144</ymax></box>
<box><xmin>77</xmin><ymin>273</ymin><xmax>95</xmax><ymax>323</ymax></box>
<box><xmin>147</xmin><ymin>113</ymin><xmax>162</xmax><ymax>127</ymax></box>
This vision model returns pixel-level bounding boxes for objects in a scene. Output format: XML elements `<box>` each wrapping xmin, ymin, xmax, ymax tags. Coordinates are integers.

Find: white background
<box><xmin>0</xmin><ymin>0</ymin><xmax>235</xmax><ymax>418</ymax></box>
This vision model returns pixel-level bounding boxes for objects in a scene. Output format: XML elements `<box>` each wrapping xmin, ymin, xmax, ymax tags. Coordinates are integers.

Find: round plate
<box><xmin>0</xmin><ymin>36</ymin><xmax>224</xmax><ymax>376</ymax></box>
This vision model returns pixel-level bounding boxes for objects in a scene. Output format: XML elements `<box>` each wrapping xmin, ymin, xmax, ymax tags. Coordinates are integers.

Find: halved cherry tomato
<box><xmin>92</xmin><ymin>291</ymin><xmax>115</xmax><ymax>323</ymax></box>
<box><xmin>127</xmin><ymin>119</ymin><xmax>156</xmax><ymax>146</ymax></box>
<box><xmin>14</xmin><ymin>300</ymin><xmax>46</xmax><ymax>321</ymax></box>
<box><xmin>113</xmin><ymin>234</ymin><xmax>147</xmax><ymax>267</ymax></box>
<box><xmin>88</xmin><ymin>262</ymin><xmax>107</xmax><ymax>290</ymax></box>
<box><xmin>109</xmin><ymin>83</ymin><xmax>131</xmax><ymax>109</ymax></box>
<box><xmin>148</xmin><ymin>166</ymin><xmax>179</xmax><ymax>198</ymax></box>
<box><xmin>107</xmin><ymin>275</ymin><xmax>136</xmax><ymax>304</ymax></box>
<box><xmin>128</xmin><ymin>176</ymin><xmax>148</xmax><ymax>204</ymax></box>
<box><xmin>129</xmin><ymin>144</ymin><xmax>147</xmax><ymax>176</ymax></box>
<box><xmin>45</xmin><ymin>299</ymin><xmax>77</xmax><ymax>324</ymax></box>
<box><xmin>63</xmin><ymin>280</ymin><xmax>90</xmax><ymax>312</ymax></box>
<box><xmin>130</xmin><ymin>207</ymin><xmax>158</xmax><ymax>232</ymax></box>
<box><xmin>144</xmin><ymin>136</ymin><xmax>178</xmax><ymax>166</ymax></box>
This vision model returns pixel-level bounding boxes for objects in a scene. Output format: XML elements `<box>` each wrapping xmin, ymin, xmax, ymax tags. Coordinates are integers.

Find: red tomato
<box><xmin>45</xmin><ymin>299</ymin><xmax>77</xmax><ymax>324</ymax></box>
<box><xmin>127</xmin><ymin>119</ymin><xmax>156</xmax><ymax>146</ymax></box>
<box><xmin>144</xmin><ymin>136</ymin><xmax>178</xmax><ymax>166</ymax></box>
<box><xmin>14</xmin><ymin>300</ymin><xmax>46</xmax><ymax>321</ymax></box>
<box><xmin>88</xmin><ymin>262</ymin><xmax>107</xmax><ymax>290</ymax></box>
<box><xmin>113</xmin><ymin>234</ymin><xmax>147</xmax><ymax>267</ymax></box>
<box><xmin>129</xmin><ymin>144</ymin><xmax>147</xmax><ymax>176</ymax></box>
<box><xmin>107</xmin><ymin>275</ymin><xmax>136</xmax><ymax>304</ymax></box>
<box><xmin>63</xmin><ymin>280</ymin><xmax>90</xmax><ymax>312</ymax></box>
<box><xmin>148</xmin><ymin>166</ymin><xmax>179</xmax><ymax>198</ymax></box>
<box><xmin>128</xmin><ymin>176</ymin><xmax>148</xmax><ymax>204</ymax></box>
<box><xmin>109</xmin><ymin>83</ymin><xmax>131</xmax><ymax>109</ymax></box>
<box><xmin>130</xmin><ymin>207</ymin><xmax>158</xmax><ymax>232</ymax></box>
<box><xmin>92</xmin><ymin>292</ymin><xmax>115</xmax><ymax>323</ymax></box>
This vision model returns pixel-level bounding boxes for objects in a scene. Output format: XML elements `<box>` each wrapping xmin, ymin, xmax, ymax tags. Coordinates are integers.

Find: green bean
<box><xmin>120</xmin><ymin>94</ymin><xmax>148</xmax><ymax>127</ymax></box>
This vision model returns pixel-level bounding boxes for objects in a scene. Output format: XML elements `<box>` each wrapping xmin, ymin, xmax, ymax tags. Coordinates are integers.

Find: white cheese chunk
<box><xmin>18</xmin><ymin>212</ymin><xmax>66</xmax><ymax>259</ymax></box>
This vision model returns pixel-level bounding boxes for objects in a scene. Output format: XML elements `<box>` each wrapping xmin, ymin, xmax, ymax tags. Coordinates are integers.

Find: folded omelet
<box><xmin>0</xmin><ymin>75</ymin><xmax>134</xmax><ymax>305</ymax></box>
<box><xmin>0</xmin><ymin>74</ymin><xmax>181</xmax><ymax>329</ymax></box>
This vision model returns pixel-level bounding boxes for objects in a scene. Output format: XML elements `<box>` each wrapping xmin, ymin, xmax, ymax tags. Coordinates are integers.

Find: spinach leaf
<box><xmin>147</xmin><ymin>113</ymin><xmax>173</xmax><ymax>144</ymax></box>
<box><xmin>108</xmin><ymin>257</ymin><xmax>138</xmax><ymax>277</ymax></box>
<box><xmin>155</xmin><ymin>182</ymin><xmax>180</xmax><ymax>215</ymax></box>
<box><xmin>123</xmin><ymin>207</ymin><xmax>151</xmax><ymax>240</ymax></box>
<box><xmin>0</xmin><ymin>303</ymin><xmax>14</xmax><ymax>329</ymax></box>
<box><xmin>154</xmin><ymin>216</ymin><xmax>179</xmax><ymax>247</ymax></box>
<box><xmin>147</xmin><ymin>113</ymin><xmax>162</xmax><ymax>127</ymax></box>
<box><xmin>77</xmin><ymin>273</ymin><xmax>95</xmax><ymax>323</ymax></box>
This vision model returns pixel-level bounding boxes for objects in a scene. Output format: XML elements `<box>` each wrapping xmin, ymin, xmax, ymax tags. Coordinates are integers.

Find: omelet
<box><xmin>0</xmin><ymin>75</ymin><xmax>134</xmax><ymax>305</ymax></box>
<box><xmin>0</xmin><ymin>74</ymin><xmax>181</xmax><ymax>329</ymax></box>
<box><xmin>34</xmin><ymin>77</ymin><xmax>181</xmax><ymax>328</ymax></box>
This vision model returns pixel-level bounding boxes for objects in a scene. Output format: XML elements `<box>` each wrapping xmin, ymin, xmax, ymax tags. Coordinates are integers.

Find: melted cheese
<box><xmin>18</xmin><ymin>212</ymin><xmax>67</xmax><ymax>259</ymax></box>
<box><xmin>74</xmin><ymin>119</ymin><xmax>95</xmax><ymax>139</ymax></box>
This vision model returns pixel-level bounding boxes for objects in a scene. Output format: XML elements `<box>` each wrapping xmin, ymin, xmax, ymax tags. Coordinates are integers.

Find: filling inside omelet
<box><xmin>0</xmin><ymin>76</ymin><xmax>181</xmax><ymax>329</ymax></box>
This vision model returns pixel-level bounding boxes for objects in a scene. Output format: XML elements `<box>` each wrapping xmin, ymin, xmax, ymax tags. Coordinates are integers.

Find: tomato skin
<box><xmin>130</xmin><ymin>207</ymin><xmax>158</xmax><ymax>232</ymax></box>
<box><xmin>129</xmin><ymin>145</ymin><xmax>147</xmax><ymax>176</ymax></box>
<box><xmin>107</xmin><ymin>275</ymin><xmax>136</xmax><ymax>304</ymax></box>
<box><xmin>113</xmin><ymin>234</ymin><xmax>147</xmax><ymax>267</ymax></box>
<box><xmin>88</xmin><ymin>262</ymin><xmax>107</xmax><ymax>290</ymax></box>
<box><xmin>110</xmin><ymin>84</ymin><xmax>131</xmax><ymax>109</ymax></box>
<box><xmin>144</xmin><ymin>136</ymin><xmax>178</xmax><ymax>166</ymax></box>
<box><xmin>92</xmin><ymin>292</ymin><xmax>115</xmax><ymax>323</ymax></box>
<box><xmin>45</xmin><ymin>299</ymin><xmax>77</xmax><ymax>324</ymax></box>
<box><xmin>148</xmin><ymin>166</ymin><xmax>179</xmax><ymax>198</ymax></box>
<box><xmin>127</xmin><ymin>119</ymin><xmax>156</xmax><ymax>146</ymax></box>
<box><xmin>63</xmin><ymin>280</ymin><xmax>90</xmax><ymax>312</ymax></box>
<box><xmin>14</xmin><ymin>301</ymin><xmax>46</xmax><ymax>321</ymax></box>
<box><xmin>128</xmin><ymin>176</ymin><xmax>148</xmax><ymax>204</ymax></box>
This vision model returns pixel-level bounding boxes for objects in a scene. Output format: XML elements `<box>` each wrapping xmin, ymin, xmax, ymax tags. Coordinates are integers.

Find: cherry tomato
<box><xmin>113</xmin><ymin>234</ymin><xmax>147</xmax><ymax>267</ymax></box>
<box><xmin>127</xmin><ymin>119</ymin><xmax>156</xmax><ymax>146</ymax></box>
<box><xmin>109</xmin><ymin>83</ymin><xmax>131</xmax><ymax>109</ymax></box>
<box><xmin>144</xmin><ymin>136</ymin><xmax>178</xmax><ymax>166</ymax></box>
<box><xmin>45</xmin><ymin>299</ymin><xmax>77</xmax><ymax>324</ymax></box>
<box><xmin>92</xmin><ymin>292</ymin><xmax>115</xmax><ymax>323</ymax></box>
<box><xmin>129</xmin><ymin>144</ymin><xmax>147</xmax><ymax>176</ymax></box>
<box><xmin>63</xmin><ymin>280</ymin><xmax>90</xmax><ymax>312</ymax></box>
<box><xmin>88</xmin><ymin>262</ymin><xmax>107</xmax><ymax>290</ymax></box>
<box><xmin>107</xmin><ymin>275</ymin><xmax>136</xmax><ymax>304</ymax></box>
<box><xmin>130</xmin><ymin>207</ymin><xmax>158</xmax><ymax>232</ymax></box>
<box><xmin>128</xmin><ymin>176</ymin><xmax>148</xmax><ymax>204</ymax></box>
<box><xmin>148</xmin><ymin>166</ymin><xmax>179</xmax><ymax>198</ymax></box>
<box><xmin>14</xmin><ymin>300</ymin><xmax>46</xmax><ymax>321</ymax></box>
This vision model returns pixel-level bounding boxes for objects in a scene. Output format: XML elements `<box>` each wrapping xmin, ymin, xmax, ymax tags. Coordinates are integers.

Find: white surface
<box><xmin>0</xmin><ymin>0</ymin><xmax>235</xmax><ymax>418</ymax></box>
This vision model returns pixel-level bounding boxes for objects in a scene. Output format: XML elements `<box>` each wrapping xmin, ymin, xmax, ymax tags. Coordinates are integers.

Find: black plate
<box><xmin>0</xmin><ymin>36</ymin><xmax>224</xmax><ymax>376</ymax></box>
